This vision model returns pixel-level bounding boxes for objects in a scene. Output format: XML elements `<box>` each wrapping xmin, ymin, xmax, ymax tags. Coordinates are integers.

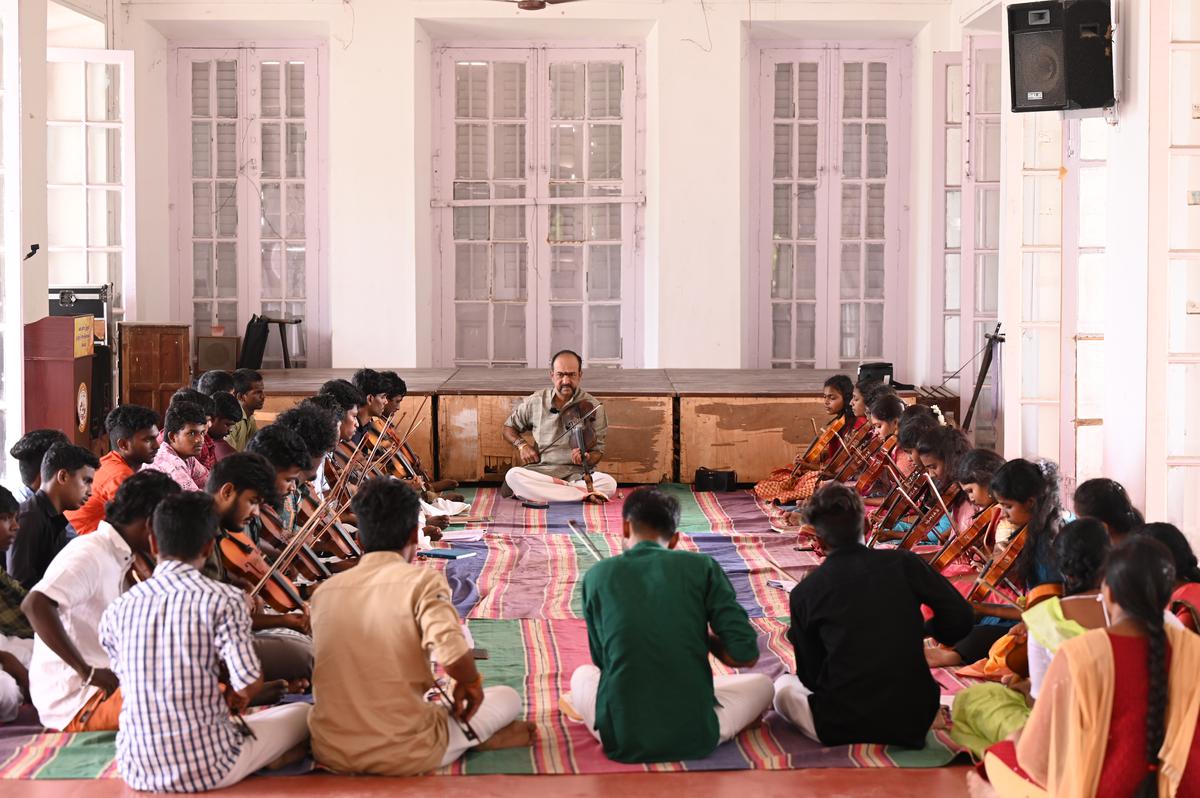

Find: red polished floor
<box><xmin>2</xmin><ymin>767</ymin><xmax>972</xmax><ymax>797</ymax></box>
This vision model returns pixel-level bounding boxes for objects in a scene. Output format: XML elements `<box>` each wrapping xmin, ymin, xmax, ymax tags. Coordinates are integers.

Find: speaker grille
<box><xmin>1013</xmin><ymin>30</ymin><xmax>1067</xmax><ymax>110</ymax></box>
<box><xmin>197</xmin><ymin>337</ymin><xmax>239</xmax><ymax>371</ymax></box>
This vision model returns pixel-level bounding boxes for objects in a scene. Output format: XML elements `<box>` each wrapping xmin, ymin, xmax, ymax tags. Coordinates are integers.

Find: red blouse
<box><xmin>1096</xmin><ymin>632</ymin><xmax>1200</xmax><ymax>798</ymax></box>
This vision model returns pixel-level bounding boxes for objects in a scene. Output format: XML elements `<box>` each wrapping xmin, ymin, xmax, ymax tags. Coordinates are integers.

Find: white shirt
<box><xmin>28</xmin><ymin>521</ymin><xmax>133</xmax><ymax>730</ymax></box>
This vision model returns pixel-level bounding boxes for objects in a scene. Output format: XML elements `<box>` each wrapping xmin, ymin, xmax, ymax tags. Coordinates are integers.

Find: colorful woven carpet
<box><xmin>0</xmin><ymin>485</ymin><xmax>971</xmax><ymax>778</ymax></box>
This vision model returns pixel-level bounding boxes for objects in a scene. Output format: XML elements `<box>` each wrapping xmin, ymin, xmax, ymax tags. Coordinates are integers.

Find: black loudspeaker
<box><xmin>237</xmin><ymin>316</ymin><xmax>269</xmax><ymax>369</ymax></box>
<box><xmin>1008</xmin><ymin>0</ymin><xmax>1114</xmax><ymax>113</ymax></box>
<box><xmin>90</xmin><ymin>345</ymin><xmax>114</xmax><ymax>440</ymax></box>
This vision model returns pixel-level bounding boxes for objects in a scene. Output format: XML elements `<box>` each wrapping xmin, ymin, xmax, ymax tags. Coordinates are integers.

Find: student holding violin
<box><xmin>501</xmin><ymin>350</ymin><xmax>615</xmax><ymax>504</ymax></box>
<box><xmin>22</xmin><ymin>471</ymin><xmax>180</xmax><ymax>732</ymax></box>
<box><xmin>875</xmin><ymin>427</ymin><xmax>971</xmax><ymax>546</ymax></box>
<box><xmin>206</xmin><ymin>453</ymin><xmax>316</xmax><ymax>691</ymax></box>
<box><xmin>926</xmin><ymin>458</ymin><xmax>1065</xmax><ymax>669</ymax></box>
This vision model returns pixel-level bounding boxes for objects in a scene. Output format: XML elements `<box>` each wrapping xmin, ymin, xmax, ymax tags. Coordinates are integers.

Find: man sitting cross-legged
<box><xmin>308</xmin><ymin>478</ymin><xmax>533</xmax><ymax>775</ymax></box>
<box><xmin>773</xmin><ymin>482</ymin><xmax>973</xmax><ymax>748</ymax></box>
<box><xmin>23</xmin><ymin>471</ymin><xmax>181</xmax><ymax>732</ymax></box>
<box><xmin>563</xmin><ymin>486</ymin><xmax>774</xmax><ymax>763</ymax></box>
<box><xmin>99</xmin><ymin>492</ymin><xmax>311</xmax><ymax>792</ymax></box>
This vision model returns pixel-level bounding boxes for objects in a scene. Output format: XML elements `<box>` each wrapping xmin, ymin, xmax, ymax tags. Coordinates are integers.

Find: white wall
<box><xmin>114</xmin><ymin>0</ymin><xmax>962</xmax><ymax>373</ymax></box>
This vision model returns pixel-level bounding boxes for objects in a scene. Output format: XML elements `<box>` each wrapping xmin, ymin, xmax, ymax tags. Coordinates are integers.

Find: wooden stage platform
<box><xmin>260</xmin><ymin>368</ymin><xmax>929</xmax><ymax>485</ymax></box>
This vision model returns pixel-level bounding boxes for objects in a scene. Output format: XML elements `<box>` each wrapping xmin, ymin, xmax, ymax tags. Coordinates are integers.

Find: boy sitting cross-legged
<box><xmin>563</xmin><ymin>486</ymin><xmax>774</xmax><ymax>763</ymax></box>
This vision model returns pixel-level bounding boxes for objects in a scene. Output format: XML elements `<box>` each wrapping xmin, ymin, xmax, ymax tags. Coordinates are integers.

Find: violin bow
<box><xmin>566</xmin><ymin>520</ymin><xmax>606</xmax><ymax>561</ymax></box>
<box><xmin>544</xmin><ymin>401</ymin><xmax>603</xmax><ymax>451</ymax></box>
<box><xmin>923</xmin><ymin>472</ymin><xmax>961</xmax><ymax>537</ymax></box>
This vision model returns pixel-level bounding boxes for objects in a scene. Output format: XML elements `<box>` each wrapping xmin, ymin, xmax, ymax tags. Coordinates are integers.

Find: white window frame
<box><xmin>0</xmin><ymin>2</ymin><xmax>20</xmax><ymax>481</ymax></box>
<box><xmin>751</xmin><ymin>41</ymin><xmax>912</xmax><ymax>370</ymax></box>
<box><xmin>431</xmin><ymin>44</ymin><xmax>645</xmax><ymax>368</ymax></box>
<box><xmin>45</xmin><ymin>47</ymin><xmax>137</xmax><ymax>319</ymax></box>
<box><xmin>168</xmin><ymin>42</ymin><xmax>330</xmax><ymax>368</ymax></box>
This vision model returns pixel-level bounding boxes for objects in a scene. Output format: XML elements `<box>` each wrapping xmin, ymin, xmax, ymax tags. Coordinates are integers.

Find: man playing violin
<box><xmin>501</xmin><ymin>350</ymin><xmax>616</xmax><ymax>504</ymax></box>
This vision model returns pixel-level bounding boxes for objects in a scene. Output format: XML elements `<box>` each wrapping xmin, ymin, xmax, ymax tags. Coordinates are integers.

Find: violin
<box><xmin>829</xmin><ymin>424</ymin><xmax>883</xmax><ymax>483</ymax></box>
<box><xmin>259</xmin><ymin>504</ymin><xmax>332</xmax><ymax>583</ymax></box>
<box><xmin>795</xmin><ymin>415</ymin><xmax>846</xmax><ymax>473</ymax></box>
<box><xmin>218</xmin><ymin>529</ymin><xmax>307</xmax><ymax>613</ymax></box>
<box><xmin>559</xmin><ymin>399</ymin><xmax>607</xmax><ymax>504</ymax></box>
<box><xmin>822</xmin><ymin>421</ymin><xmax>870</xmax><ymax>479</ymax></box>
<box><xmin>866</xmin><ymin>464</ymin><xmax>929</xmax><ymax>547</ymax></box>
<box><xmin>967</xmin><ymin>525</ymin><xmax>1028</xmax><ymax>607</ymax></box>
<box><xmin>854</xmin><ymin>434</ymin><xmax>899</xmax><ymax>495</ymax></box>
<box><xmin>897</xmin><ymin>482</ymin><xmax>962</xmax><ymax>550</ymax></box>
<box><xmin>929</xmin><ymin>503</ymin><xmax>1001</xmax><ymax>571</ymax></box>
<box><xmin>363</xmin><ymin>418</ymin><xmax>419</xmax><ymax>481</ymax></box>
<box><xmin>296</xmin><ymin>488</ymin><xmax>362</xmax><ymax>560</ymax></box>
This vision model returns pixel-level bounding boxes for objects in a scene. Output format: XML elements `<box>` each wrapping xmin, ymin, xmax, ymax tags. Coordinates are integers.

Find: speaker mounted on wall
<box><xmin>197</xmin><ymin>336</ymin><xmax>240</xmax><ymax>372</ymax></box>
<box><xmin>1008</xmin><ymin>0</ymin><xmax>1114</xmax><ymax>113</ymax></box>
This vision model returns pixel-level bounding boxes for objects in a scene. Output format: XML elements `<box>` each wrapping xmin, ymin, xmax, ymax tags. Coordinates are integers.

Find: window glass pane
<box><xmin>588</xmin><ymin>305</ymin><xmax>622</xmax><ymax>360</ymax></box>
<box><xmin>191</xmin><ymin>62</ymin><xmax>211</xmax><ymax>117</ymax></box>
<box><xmin>945</xmin><ymin>64</ymin><xmax>963</xmax><ymax>124</ymax></box>
<box><xmin>771</xmin><ymin>244</ymin><xmax>793</xmax><ymax>300</ymax></box>
<box><xmin>865</xmin><ymin>243</ymin><xmax>885</xmax><ymax>299</ymax></box>
<box><xmin>87</xmin><ymin>189</ymin><xmax>121</xmax><ymax>247</ymax></box>
<box><xmin>493</xmin><ymin>243</ymin><xmax>527</xmax><ymax>300</ymax></box>
<box><xmin>774</xmin><ymin>63</ymin><xmax>794</xmax><ymax>119</ymax></box>
<box><xmin>945</xmin><ymin>190</ymin><xmax>962</xmax><ymax>248</ymax></box>
<box><xmin>773</xmin><ymin>185</ymin><xmax>791</xmax><ymax>240</ymax></box>
<box><xmin>842</xmin><ymin>63</ymin><xmax>863</xmax><ymax>118</ymax></box>
<box><xmin>867</xmin><ymin>63</ymin><xmax>887</xmax><ymax>118</ymax></box>
<box><xmin>261</xmin><ymin>123</ymin><xmax>280</xmax><ymax>178</ymax></box>
<box><xmin>588</xmin><ymin>204</ymin><xmax>620</xmax><ymax>240</ymax></box>
<box><xmin>261</xmin><ymin>241</ymin><xmax>282</xmax><ymax>297</ymax></box>
<box><xmin>945</xmin><ymin>127</ymin><xmax>962</xmax><ymax>187</ymax></box>
<box><xmin>1075</xmin><ymin>338</ymin><xmax>1105</xmax><ymax>419</ymax></box>
<box><xmin>1169</xmin><ymin>259</ymin><xmax>1200</xmax><ymax>353</ymax></box>
<box><xmin>864</xmin><ymin>303</ymin><xmax>884</xmax><ymax>356</ymax></box>
<box><xmin>1021</xmin><ymin>403</ymin><xmax>1060</xmax><ymax>461</ymax></box>
<box><xmin>974</xmin><ymin>51</ymin><xmax>1002</xmax><ymax>114</ymax></box>
<box><xmin>1165</xmin><ymin>467</ymin><xmax>1200</xmax><ymax>540</ymax></box>
<box><xmin>216</xmin><ymin>61</ymin><xmax>238</xmax><ymax>118</ymax></box>
<box><xmin>1077</xmin><ymin>166</ymin><xmax>1107</xmax><ymax>248</ymax></box>
<box><xmin>975</xmin><ymin>253</ymin><xmax>999</xmax><ymax>314</ymax></box>
<box><xmin>494</xmin><ymin>62</ymin><xmax>527</xmax><ymax>119</ymax></box>
<box><xmin>493</xmin><ymin>205</ymin><xmax>524</xmax><ymax>241</ymax></box>
<box><xmin>551</xmin><ymin>304</ymin><xmax>582</xmax><ymax>356</ymax></box>
<box><xmin>551</xmin><ymin>123</ymin><xmax>583</xmax><ymax>180</ymax></box>
<box><xmin>1169</xmin><ymin>154</ymin><xmax>1200</xmax><ymax>251</ymax></box>
<box><xmin>588</xmin><ymin>123</ymin><xmax>621</xmax><ymax>180</ymax></box>
<box><xmin>286</xmin><ymin>123</ymin><xmax>305</xmax><ymax>178</ymax></box>
<box><xmin>773</xmin><ymin>125</ymin><xmax>792</xmax><ymax>179</ymax></box>
<box><xmin>216</xmin><ymin>182</ymin><xmax>237</xmax><ymax>237</ymax></box>
<box><xmin>840</xmin><ymin>244</ymin><xmax>861</xmax><ymax>299</ymax></box>
<box><xmin>47</xmin><ymin>125</ymin><xmax>84</xmax><ymax>184</ymax></box>
<box><xmin>455</xmin><ymin>63</ymin><xmax>488</xmax><ymax>119</ymax></box>
<box><xmin>194</xmin><ymin>301</ymin><xmax>213</xmax><ymax>337</ymax></box>
<box><xmin>216</xmin><ymin>242</ymin><xmax>237</xmax><ymax>299</ymax></box>
<box><xmin>842</xmin><ymin>123</ymin><xmax>862</xmax><ymax>179</ymax></box>
<box><xmin>587</xmin><ymin>245</ymin><xmax>621</xmax><ymax>301</ymax></box>
<box><xmin>261</xmin><ymin>61</ymin><xmax>281</xmax><ymax>118</ymax></box>
<box><xmin>191</xmin><ymin>122</ymin><xmax>211</xmax><ymax>179</ymax></box>
<box><xmin>1167</xmin><ymin>364</ymin><xmax>1200</xmax><ymax>457</ymax></box>
<box><xmin>1077</xmin><ymin>253</ymin><xmax>1107</xmax><ymax>334</ymax></box>
<box><xmin>193</xmin><ymin>242</ymin><xmax>213</xmax><ymax>297</ymax></box>
<box><xmin>192</xmin><ymin>183</ymin><xmax>212</xmax><ymax>237</ymax></box>
<box><xmin>455</xmin><ymin>303</ymin><xmax>489</xmax><ymax>362</ymax></box>
<box><xmin>48</xmin><ymin>187</ymin><xmax>85</xmax><ymax>247</ymax></box>
<box><xmin>797</xmin><ymin>63</ymin><xmax>819</xmax><ymax>120</ymax></box>
<box><xmin>975</xmin><ymin>186</ymin><xmax>1001</xmax><ymax>249</ymax></box>
<box><xmin>551</xmin><ymin>246</ymin><xmax>583</xmax><ymax>300</ymax></box>
<box><xmin>797</xmin><ymin>125</ymin><xmax>818</xmax><ymax>179</ymax></box>
<box><xmin>261</xmin><ymin>183</ymin><xmax>281</xmax><ymax>239</ymax></box>
<box><xmin>841</xmin><ymin>184</ymin><xmax>862</xmax><ymax>238</ymax></box>
<box><xmin>549</xmin><ymin>204</ymin><xmax>585</xmax><ymax>243</ymax></box>
<box><xmin>866</xmin><ymin>123</ymin><xmax>887</xmax><ymax>178</ymax></box>
<box><xmin>551</xmin><ymin>63</ymin><xmax>585</xmax><ymax>119</ymax></box>
<box><xmin>493</xmin><ymin>304</ymin><xmax>526</xmax><ymax>362</ymax></box>
<box><xmin>453</xmin><ymin>206</ymin><xmax>489</xmax><ymax>241</ymax></box>
<box><xmin>975</xmin><ymin>118</ymin><xmax>1001</xmax><ymax>182</ymax></box>
<box><xmin>455</xmin><ymin>124</ymin><xmax>487</xmax><ymax>180</ymax></box>
<box><xmin>840</xmin><ymin>303</ymin><xmax>860</xmax><ymax>359</ymax></box>
<box><xmin>286</xmin><ymin>184</ymin><xmax>305</xmax><ymax>238</ymax></box>
<box><xmin>588</xmin><ymin>62</ymin><xmax>622</xmax><ymax>118</ymax></box>
<box><xmin>1021</xmin><ymin>327</ymin><xmax>1060</xmax><ymax>401</ymax></box>
<box><xmin>944</xmin><ymin>254</ymin><xmax>961</xmax><ymax>311</ymax></box>
<box><xmin>286</xmin><ymin>62</ymin><xmax>305</xmax><ymax>118</ymax></box>
<box><xmin>88</xmin><ymin>251</ymin><xmax>120</xmax><ymax>288</ymax></box>
<box><xmin>796</xmin><ymin>304</ymin><xmax>816</xmax><ymax>360</ymax></box>
<box><xmin>796</xmin><ymin>245</ymin><xmax>816</xmax><ymax>300</ymax></box>
<box><xmin>494</xmin><ymin>124</ymin><xmax>526</xmax><ymax>180</ymax></box>
<box><xmin>1023</xmin><ymin>112</ymin><xmax>1061</xmax><ymax>170</ymax></box>
<box><xmin>48</xmin><ymin>251</ymin><xmax>85</xmax><ymax>285</ymax></box>
<box><xmin>944</xmin><ymin>315</ymin><xmax>960</xmax><ymax>372</ymax></box>
<box><xmin>216</xmin><ymin>124</ymin><xmax>237</xmax><ymax>178</ymax></box>
<box><xmin>797</xmin><ymin>185</ymin><xmax>816</xmax><ymax>239</ymax></box>
<box><xmin>865</xmin><ymin>185</ymin><xmax>885</xmax><ymax>239</ymax></box>
<box><xmin>772</xmin><ymin>303</ymin><xmax>791</xmax><ymax>360</ymax></box>
<box><xmin>1022</xmin><ymin>174</ymin><xmax>1062</xmax><ymax>247</ymax></box>
<box><xmin>48</xmin><ymin>61</ymin><xmax>84</xmax><ymax>121</ymax></box>
<box><xmin>86</xmin><ymin>127</ymin><xmax>121</xmax><ymax>184</ymax></box>
<box><xmin>1022</xmin><ymin>252</ymin><xmax>1061</xmax><ymax>323</ymax></box>
<box><xmin>455</xmin><ymin>244</ymin><xmax>488</xmax><ymax>300</ymax></box>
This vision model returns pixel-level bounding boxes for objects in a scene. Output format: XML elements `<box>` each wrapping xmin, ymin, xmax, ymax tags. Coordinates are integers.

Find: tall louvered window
<box><xmin>434</xmin><ymin>47</ymin><xmax>643</xmax><ymax>367</ymax></box>
<box><xmin>757</xmin><ymin>44</ymin><xmax>910</xmax><ymax>369</ymax></box>
<box><xmin>172</xmin><ymin>48</ymin><xmax>324</xmax><ymax>367</ymax></box>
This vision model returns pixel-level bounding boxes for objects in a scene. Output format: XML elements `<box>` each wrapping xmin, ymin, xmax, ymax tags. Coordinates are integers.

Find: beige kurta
<box><xmin>504</xmin><ymin>387</ymin><xmax>608</xmax><ymax>480</ymax></box>
<box><xmin>308</xmin><ymin>551</ymin><xmax>471</xmax><ymax>776</ymax></box>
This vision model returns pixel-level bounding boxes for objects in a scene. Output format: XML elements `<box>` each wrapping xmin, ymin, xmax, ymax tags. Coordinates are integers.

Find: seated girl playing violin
<box><xmin>926</xmin><ymin>458</ymin><xmax>1065</xmax><ymax>669</ymax></box>
<box><xmin>754</xmin><ymin>375</ymin><xmax>863</xmax><ymax>506</ymax></box>
<box><xmin>874</xmin><ymin>427</ymin><xmax>971</xmax><ymax>545</ymax></box>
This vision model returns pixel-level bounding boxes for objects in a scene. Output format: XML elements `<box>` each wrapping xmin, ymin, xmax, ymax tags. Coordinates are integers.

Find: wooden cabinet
<box><xmin>119</xmin><ymin>324</ymin><xmax>191</xmax><ymax>418</ymax></box>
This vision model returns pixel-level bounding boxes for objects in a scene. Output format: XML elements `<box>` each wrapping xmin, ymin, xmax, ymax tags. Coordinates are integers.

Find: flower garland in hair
<box><xmin>931</xmin><ymin>405</ymin><xmax>947</xmax><ymax>427</ymax></box>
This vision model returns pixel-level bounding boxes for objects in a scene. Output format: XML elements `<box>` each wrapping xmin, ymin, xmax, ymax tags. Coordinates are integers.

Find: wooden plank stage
<box><xmin>436</xmin><ymin>369</ymin><xmax>674</xmax><ymax>485</ymax></box>
<box><xmin>259</xmin><ymin>368</ymin><xmax>928</xmax><ymax>485</ymax></box>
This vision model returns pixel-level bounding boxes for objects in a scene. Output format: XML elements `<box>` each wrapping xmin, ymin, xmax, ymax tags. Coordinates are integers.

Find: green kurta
<box><xmin>223</xmin><ymin>414</ymin><xmax>257</xmax><ymax>452</ymax></box>
<box><xmin>580</xmin><ymin>540</ymin><xmax>759</xmax><ymax>763</ymax></box>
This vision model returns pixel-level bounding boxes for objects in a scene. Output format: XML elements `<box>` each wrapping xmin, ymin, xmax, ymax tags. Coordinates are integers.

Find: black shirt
<box><xmin>9</xmin><ymin>492</ymin><xmax>71</xmax><ymax>590</ymax></box>
<box><xmin>787</xmin><ymin>544</ymin><xmax>974</xmax><ymax>748</ymax></box>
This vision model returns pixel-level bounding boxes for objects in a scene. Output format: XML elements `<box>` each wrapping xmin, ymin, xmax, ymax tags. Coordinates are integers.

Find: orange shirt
<box><xmin>64</xmin><ymin>450</ymin><xmax>133</xmax><ymax>535</ymax></box>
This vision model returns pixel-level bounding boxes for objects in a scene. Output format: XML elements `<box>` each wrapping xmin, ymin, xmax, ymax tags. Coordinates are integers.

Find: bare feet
<box><xmin>428</xmin><ymin>515</ymin><xmax>450</xmax><ymax>530</ymax></box>
<box><xmin>424</xmin><ymin>525</ymin><xmax>443</xmax><ymax>542</ymax></box>
<box><xmin>965</xmin><ymin>769</ymin><xmax>1000</xmax><ymax>798</ymax></box>
<box><xmin>476</xmin><ymin>720</ymin><xmax>537</xmax><ymax>751</ymax></box>
<box><xmin>925</xmin><ymin>646</ymin><xmax>964</xmax><ymax>668</ymax></box>
<box><xmin>250</xmin><ymin>679</ymin><xmax>289</xmax><ymax>706</ymax></box>
<box><xmin>582</xmin><ymin>493</ymin><xmax>608</xmax><ymax>505</ymax></box>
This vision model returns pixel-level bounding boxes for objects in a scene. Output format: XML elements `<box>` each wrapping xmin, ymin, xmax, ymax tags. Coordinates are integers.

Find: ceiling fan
<box><xmin>494</xmin><ymin>0</ymin><xmax>583</xmax><ymax>10</ymax></box>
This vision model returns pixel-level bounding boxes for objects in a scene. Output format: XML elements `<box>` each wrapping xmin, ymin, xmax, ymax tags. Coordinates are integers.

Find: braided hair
<box><xmin>1074</xmin><ymin>478</ymin><xmax>1144</xmax><ymax>541</ymax></box>
<box><xmin>990</xmin><ymin>458</ymin><xmax>1064</xmax><ymax>589</ymax></box>
<box><xmin>1103</xmin><ymin>537</ymin><xmax>1177</xmax><ymax>797</ymax></box>
<box><xmin>1137</xmin><ymin>523</ymin><xmax>1200</xmax><ymax>584</ymax></box>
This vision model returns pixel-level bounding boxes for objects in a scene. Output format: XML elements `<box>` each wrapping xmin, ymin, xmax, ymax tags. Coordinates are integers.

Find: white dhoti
<box><xmin>504</xmin><ymin>467</ymin><xmax>617</xmax><ymax>503</ymax></box>
<box><xmin>567</xmin><ymin>665</ymin><xmax>774</xmax><ymax>744</ymax></box>
<box><xmin>421</xmin><ymin>497</ymin><xmax>472</xmax><ymax>517</ymax></box>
